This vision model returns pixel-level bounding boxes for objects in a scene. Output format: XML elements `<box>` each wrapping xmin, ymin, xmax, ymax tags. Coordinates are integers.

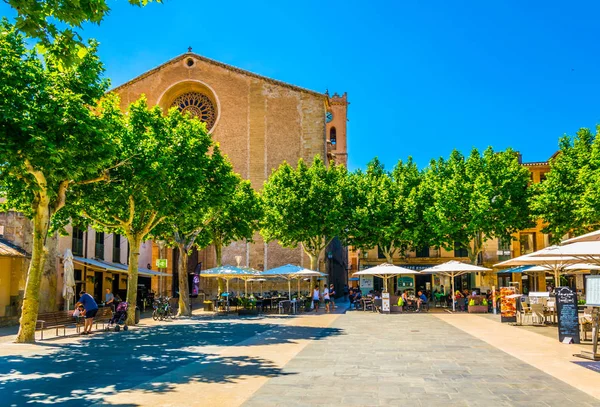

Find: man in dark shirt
<box><xmin>416</xmin><ymin>290</ymin><xmax>428</xmax><ymax>312</ymax></box>
<box><xmin>76</xmin><ymin>290</ymin><xmax>98</xmax><ymax>335</ymax></box>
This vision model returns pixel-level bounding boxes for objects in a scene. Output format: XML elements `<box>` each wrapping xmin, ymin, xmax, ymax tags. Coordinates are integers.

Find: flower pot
<box><xmin>203</xmin><ymin>302</ymin><xmax>214</xmax><ymax>312</ymax></box>
<box><xmin>468</xmin><ymin>305</ymin><xmax>488</xmax><ymax>313</ymax></box>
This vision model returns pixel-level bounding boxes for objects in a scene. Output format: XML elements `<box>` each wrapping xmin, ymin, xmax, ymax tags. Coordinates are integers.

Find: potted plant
<box><xmin>468</xmin><ymin>295</ymin><xmax>488</xmax><ymax>313</ymax></box>
<box><xmin>238</xmin><ymin>296</ymin><xmax>258</xmax><ymax>316</ymax></box>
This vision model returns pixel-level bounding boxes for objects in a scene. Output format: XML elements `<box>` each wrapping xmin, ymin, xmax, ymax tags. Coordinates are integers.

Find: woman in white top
<box><xmin>312</xmin><ymin>286</ymin><xmax>320</xmax><ymax>312</ymax></box>
<box><xmin>323</xmin><ymin>286</ymin><xmax>331</xmax><ymax>313</ymax></box>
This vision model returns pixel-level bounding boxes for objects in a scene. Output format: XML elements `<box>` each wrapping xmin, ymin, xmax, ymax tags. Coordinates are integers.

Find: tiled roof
<box><xmin>0</xmin><ymin>239</ymin><xmax>28</xmax><ymax>258</ymax></box>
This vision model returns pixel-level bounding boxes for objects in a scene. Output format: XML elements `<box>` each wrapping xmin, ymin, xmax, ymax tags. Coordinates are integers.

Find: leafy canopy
<box><xmin>70</xmin><ymin>96</ymin><xmax>216</xmax><ymax>243</ymax></box>
<box><xmin>0</xmin><ymin>19</ymin><xmax>114</xmax><ymax>219</ymax></box>
<box><xmin>422</xmin><ymin>147</ymin><xmax>532</xmax><ymax>261</ymax></box>
<box><xmin>5</xmin><ymin>0</ymin><xmax>161</xmax><ymax>64</ymax></box>
<box><xmin>348</xmin><ymin>157</ymin><xmax>427</xmax><ymax>260</ymax></box>
<box><xmin>261</xmin><ymin>156</ymin><xmax>349</xmax><ymax>259</ymax></box>
<box><xmin>532</xmin><ymin>127</ymin><xmax>600</xmax><ymax>241</ymax></box>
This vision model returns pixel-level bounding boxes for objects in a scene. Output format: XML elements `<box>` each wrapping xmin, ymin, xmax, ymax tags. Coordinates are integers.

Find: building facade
<box><xmin>112</xmin><ymin>52</ymin><xmax>348</xmax><ymax>276</ymax></box>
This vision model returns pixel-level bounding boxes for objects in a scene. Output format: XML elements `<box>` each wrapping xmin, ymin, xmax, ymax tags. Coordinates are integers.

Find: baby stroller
<box><xmin>107</xmin><ymin>301</ymin><xmax>129</xmax><ymax>332</ymax></box>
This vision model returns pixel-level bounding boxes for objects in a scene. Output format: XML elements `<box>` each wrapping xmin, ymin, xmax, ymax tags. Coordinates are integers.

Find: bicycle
<box><xmin>152</xmin><ymin>296</ymin><xmax>172</xmax><ymax>321</ymax></box>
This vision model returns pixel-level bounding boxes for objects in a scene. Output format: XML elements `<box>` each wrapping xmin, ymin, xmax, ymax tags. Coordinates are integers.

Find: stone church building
<box><xmin>112</xmin><ymin>52</ymin><xmax>348</xmax><ymax>278</ymax></box>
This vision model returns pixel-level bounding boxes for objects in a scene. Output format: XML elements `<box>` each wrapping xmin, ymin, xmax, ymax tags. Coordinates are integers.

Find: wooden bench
<box><xmin>36</xmin><ymin>307</ymin><xmax>113</xmax><ymax>340</ymax></box>
<box><xmin>36</xmin><ymin>310</ymin><xmax>81</xmax><ymax>340</ymax></box>
<box><xmin>93</xmin><ymin>307</ymin><xmax>113</xmax><ymax>330</ymax></box>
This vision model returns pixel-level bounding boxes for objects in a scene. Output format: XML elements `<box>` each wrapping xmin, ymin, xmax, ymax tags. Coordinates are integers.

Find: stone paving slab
<box><xmin>243</xmin><ymin>313</ymin><xmax>600</xmax><ymax>407</ymax></box>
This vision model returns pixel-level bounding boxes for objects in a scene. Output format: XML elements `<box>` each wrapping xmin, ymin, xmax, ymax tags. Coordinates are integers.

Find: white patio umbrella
<box><xmin>353</xmin><ymin>263</ymin><xmax>420</xmax><ymax>293</ymax></box>
<box><xmin>494</xmin><ymin>252</ymin><xmax>583</xmax><ymax>288</ymax></box>
<box><xmin>62</xmin><ymin>249</ymin><xmax>76</xmax><ymax>311</ymax></box>
<box><xmin>200</xmin><ymin>266</ymin><xmax>260</xmax><ymax>309</ymax></box>
<box><xmin>422</xmin><ymin>261</ymin><xmax>490</xmax><ymax>312</ymax></box>
<box><xmin>262</xmin><ymin>264</ymin><xmax>325</xmax><ymax>300</ymax></box>
<box><xmin>562</xmin><ymin>230</ymin><xmax>600</xmax><ymax>245</ymax></box>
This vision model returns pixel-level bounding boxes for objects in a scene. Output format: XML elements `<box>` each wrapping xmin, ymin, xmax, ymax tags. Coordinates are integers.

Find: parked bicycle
<box><xmin>152</xmin><ymin>296</ymin><xmax>173</xmax><ymax>321</ymax></box>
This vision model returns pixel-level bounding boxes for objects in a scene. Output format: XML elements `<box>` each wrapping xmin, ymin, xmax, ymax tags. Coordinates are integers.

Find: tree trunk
<box><xmin>215</xmin><ymin>240</ymin><xmax>223</xmax><ymax>266</ymax></box>
<box><xmin>15</xmin><ymin>201</ymin><xmax>50</xmax><ymax>343</ymax></box>
<box><xmin>215</xmin><ymin>240</ymin><xmax>225</xmax><ymax>294</ymax></box>
<box><xmin>467</xmin><ymin>233</ymin><xmax>483</xmax><ymax>265</ymax></box>
<box><xmin>125</xmin><ymin>235</ymin><xmax>141</xmax><ymax>325</ymax></box>
<box><xmin>308</xmin><ymin>253</ymin><xmax>319</xmax><ymax>271</ymax></box>
<box><xmin>177</xmin><ymin>244</ymin><xmax>191</xmax><ymax>316</ymax></box>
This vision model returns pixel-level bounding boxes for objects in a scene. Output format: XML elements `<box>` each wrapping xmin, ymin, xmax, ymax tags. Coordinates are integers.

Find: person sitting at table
<box><xmin>353</xmin><ymin>290</ymin><xmax>362</xmax><ymax>309</ymax></box>
<box><xmin>416</xmin><ymin>290</ymin><xmax>428</xmax><ymax>312</ymax></box>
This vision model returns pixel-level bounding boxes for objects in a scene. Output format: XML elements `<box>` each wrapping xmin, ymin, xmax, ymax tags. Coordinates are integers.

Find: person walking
<box><xmin>312</xmin><ymin>285</ymin><xmax>320</xmax><ymax>312</ymax></box>
<box><xmin>75</xmin><ymin>290</ymin><xmax>98</xmax><ymax>335</ymax></box>
<box><xmin>343</xmin><ymin>284</ymin><xmax>349</xmax><ymax>301</ymax></box>
<box><xmin>329</xmin><ymin>283</ymin><xmax>337</xmax><ymax>310</ymax></box>
<box><xmin>323</xmin><ymin>285</ymin><xmax>331</xmax><ymax>313</ymax></box>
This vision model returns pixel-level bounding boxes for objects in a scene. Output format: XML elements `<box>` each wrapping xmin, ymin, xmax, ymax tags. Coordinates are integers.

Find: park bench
<box><xmin>36</xmin><ymin>310</ymin><xmax>81</xmax><ymax>340</ymax></box>
<box><xmin>36</xmin><ymin>307</ymin><xmax>113</xmax><ymax>340</ymax></box>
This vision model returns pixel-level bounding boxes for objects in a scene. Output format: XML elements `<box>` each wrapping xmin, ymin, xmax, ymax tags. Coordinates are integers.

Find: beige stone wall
<box><xmin>112</xmin><ymin>54</ymin><xmax>334</xmax><ymax>270</ymax></box>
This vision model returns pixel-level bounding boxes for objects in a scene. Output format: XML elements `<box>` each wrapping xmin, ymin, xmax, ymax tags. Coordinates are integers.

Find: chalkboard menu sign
<box><xmin>556</xmin><ymin>286</ymin><xmax>580</xmax><ymax>344</ymax></box>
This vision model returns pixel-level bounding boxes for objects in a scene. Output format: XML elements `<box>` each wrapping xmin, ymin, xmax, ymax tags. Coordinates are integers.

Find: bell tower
<box><xmin>326</xmin><ymin>92</ymin><xmax>349</xmax><ymax>166</ymax></box>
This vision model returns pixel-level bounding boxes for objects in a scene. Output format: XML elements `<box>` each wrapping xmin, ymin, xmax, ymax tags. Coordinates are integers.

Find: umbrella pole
<box><xmin>226</xmin><ymin>279</ymin><xmax>230</xmax><ymax>311</ymax></box>
<box><xmin>245</xmin><ymin>279</ymin><xmax>248</xmax><ymax>296</ymax></box>
<box><xmin>451</xmin><ymin>273</ymin><xmax>456</xmax><ymax>312</ymax></box>
<box><xmin>297</xmin><ymin>279</ymin><xmax>300</xmax><ymax>297</ymax></box>
<box><xmin>555</xmin><ymin>269</ymin><xmax>560</xmax><ymax>288</ymax></box>
<box><xmin>288</xmin><ymin>279</ymin><xmax>292</xmax><ymax>300</ymax></box>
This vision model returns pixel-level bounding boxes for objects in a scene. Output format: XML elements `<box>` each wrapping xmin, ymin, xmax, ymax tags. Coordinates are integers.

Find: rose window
<box><xmin>171</xmin><ymin>92</ymin><xmax>216</xmax><ymax>129</ymax></box>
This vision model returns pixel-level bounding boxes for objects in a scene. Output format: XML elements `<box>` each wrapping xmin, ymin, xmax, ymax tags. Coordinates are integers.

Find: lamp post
<box><xmin>157</xmin><ymin>240</ymin><xmax>166</xmax><ymax>296</ymax></box>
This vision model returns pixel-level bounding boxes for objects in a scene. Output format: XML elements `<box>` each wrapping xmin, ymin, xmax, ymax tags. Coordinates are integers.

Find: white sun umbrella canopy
<box><xmin>494</xmin><ymin>252</ymin><xmax>583</xmax><ymax>288</ymax></box>
<box><xmin>562</xmin><ymin>230</ymin><xmax>600</xmax><ymax>245</ymax></box>
<box><xmin>422</xmin><ymin>261</ymin><xmax>490</xmax><ymax>311</ymax></box>
<box><xmin>353</xmin><ymin>263</ymin><xmax>420</xmax><ymax>293</ymax></box>
<box><xmin>200</xmin><ymin>265</ymin><xmax>260</xmax><ymax>296</ymax></box>
<box><xmin>62</xmin><ymin>249</ymin><xmax>76</xmax><ymax>311</ymax></box>
<box><xmin>262</xmin><ymin>264</ymin><xmax>325</xmax><ymax>300</ymax></box>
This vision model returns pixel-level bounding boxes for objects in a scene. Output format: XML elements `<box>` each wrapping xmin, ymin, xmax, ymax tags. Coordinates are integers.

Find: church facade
<box><xmin>112</xmin><ymin>52</ymin><xmax>349</xmax><ymax>272</ymax></box>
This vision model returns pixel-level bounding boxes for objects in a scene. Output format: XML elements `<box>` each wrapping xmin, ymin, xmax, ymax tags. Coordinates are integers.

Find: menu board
<box><xmin>382</xmin><ymin>292</ymin><xmax>390</xmax><ymax>312</ymax></box>
<box><xmin>586</xmin><ymin>276</ymin><xmax>600</xmax><ymax>306</ymax></box>
<box><xmin>556</xmin><ymin>286</ymin><xmax>580</xmax><ymax>344</ymax></box>
<box><xmin>500</xmin><ymin>287</ymin><xmax>517</xmax><ymax>323</ymax></box>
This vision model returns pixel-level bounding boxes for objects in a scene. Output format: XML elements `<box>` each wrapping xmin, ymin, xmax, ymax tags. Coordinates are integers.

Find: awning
<box><xmin>0</xmin><ymin>238</ymin><xmax>29</xmax><ymax>258</ymax></box>
<box><xmin>72</xmin><ymin>256</ymin><xmax>168</xmax><ymax>277</ymax></box>
<box><xmin>495</xmin><ymin>265</ymin><xmax>533</xmax><ymax>274</ymax></box>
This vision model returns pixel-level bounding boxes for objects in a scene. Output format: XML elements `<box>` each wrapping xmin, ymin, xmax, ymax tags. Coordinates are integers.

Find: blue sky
<box><xmin>3</xmin><ymin>1</ymin><xmax>600</xmax><ymax>170</ymax></box>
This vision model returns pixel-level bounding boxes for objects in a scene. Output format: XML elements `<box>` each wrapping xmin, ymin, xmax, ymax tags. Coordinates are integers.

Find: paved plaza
<box><xmin>0</xmin><ymin>307</ymin><xmax>599</xmax><ymax>406</ymax></box>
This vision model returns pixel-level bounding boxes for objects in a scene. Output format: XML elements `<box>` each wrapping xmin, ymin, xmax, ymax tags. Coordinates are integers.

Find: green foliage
<box><xmin>5</xmin><ymin>0</ymin><xmax>161</xmax><ymax>65</ymax></box>
<box><xmin>0</xmin><ymin>19</ymin><xmax>114</xmax><ymax>219</ymax></box>
<box><xmin>531</xmin><ymin>127</ymin><xmax>600</xmax><ymax>242</ymax></box>
<box><xmin>261</xmin><ymin>156</ymin><xmax>349</xmax><ymax>269</ymax></box>
<box><xmin>204</xmin><ymin>177</ymin><xmax>263</xmax><ymax>252</ymax></box>
<box><xmin>422</xmin><ymin>147</ymin><xmax>532</xmax><ymax>262</ymax></box>
<box><xmin>71</xmin><ymin>97</ymin><xmax>216</xmax><ymax>239</ymax></box>
<box><xmin>348</xmin><ymin>157</ymin><xmax>428</xmax><ymax>261</ymax></box>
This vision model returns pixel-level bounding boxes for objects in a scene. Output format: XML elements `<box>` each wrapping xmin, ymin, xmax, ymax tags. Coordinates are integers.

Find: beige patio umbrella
<box><xmin>422</xmin><ymin>261</ymin><xmax>491</xmax><ymax>312</ymax></box>
<box><xmin>494</xmin><ymin>252</ymin><xmax>583</xmax><ymax>288</ymax></box>
<box><xmin>562</xmin><ymin>230</ymin><xmax>600</xmax><ymax>245</ymax></box>
<box><xmin>353</xmin><ymin>263</ymin><xmax>420</xmax><ymax>294</ymax></box>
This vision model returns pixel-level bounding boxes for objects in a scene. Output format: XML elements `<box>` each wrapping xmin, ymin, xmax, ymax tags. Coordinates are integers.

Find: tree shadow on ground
<box><xmin>0</xmin><ymin>321</ymin><xmax>343</xmax><ymax>406</ymax></box>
